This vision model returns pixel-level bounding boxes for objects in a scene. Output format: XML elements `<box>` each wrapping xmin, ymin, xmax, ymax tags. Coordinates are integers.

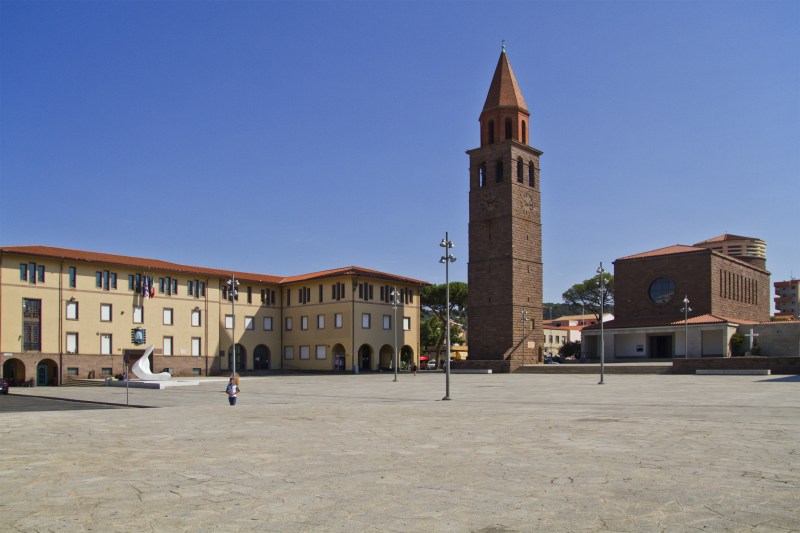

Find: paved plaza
<box><xmin>1</xmin><ymin>372</ymin><xmax>798</xmax><ymax>532</ymax></box>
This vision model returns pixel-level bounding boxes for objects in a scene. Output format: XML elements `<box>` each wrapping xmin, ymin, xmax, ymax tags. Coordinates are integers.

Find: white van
<box><xmin>427</xmin><ymin>360</ymin><xmax>437</xmax><ymax>370</ymax></box>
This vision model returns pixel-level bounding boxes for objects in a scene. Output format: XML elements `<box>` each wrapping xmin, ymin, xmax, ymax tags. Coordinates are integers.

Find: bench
<box><xmin>696</xmin><ymin>369</ymin><xmax>771</xmax><ymax>376</ymax></box>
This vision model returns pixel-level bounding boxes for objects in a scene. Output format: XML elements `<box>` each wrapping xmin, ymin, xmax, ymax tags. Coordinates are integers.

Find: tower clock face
<box><xmin>520</xmin><ymin>192</ymin><xmax>533</xmax><ymax>214</ymax></box>
<box><xmin>482</xmin><ymin>192</ymin><xmax>498</xmax><ymax>215</ymax></box>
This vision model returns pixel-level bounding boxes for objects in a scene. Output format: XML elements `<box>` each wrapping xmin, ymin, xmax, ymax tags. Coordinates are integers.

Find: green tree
<box><xmin>542</xmin><ymin>302</ymin><xmax>584</xmax><ymax>320</ymax></box>
<box><xmin>421</xmin><ymin>282</ymin><xmax>468</xmax><ymax>356</ymax></box>
<box><xmin>561</xmin><ymin>273</ymin><xmax>614</xmax><ymax>320</ymax></box>
<box><xmin>420</xmin><ymin>315</ymin><xmax>442</xmax><ymax>349</ymax></box>
<box><xmin>558</xmin><ymin>340</ymin><xmax>582</xmax><ymax>358</ymax></box>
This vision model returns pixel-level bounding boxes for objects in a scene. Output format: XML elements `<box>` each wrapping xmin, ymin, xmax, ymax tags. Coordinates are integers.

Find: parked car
<box><xmin>0</xmin><ymin>378</ymin><xmax>9</xmax><ymax>394</ymax></box>
<box><xmin>427</xmin><ymin>360</ymin><xmax>437</xmax><ymax>370</ymax></box>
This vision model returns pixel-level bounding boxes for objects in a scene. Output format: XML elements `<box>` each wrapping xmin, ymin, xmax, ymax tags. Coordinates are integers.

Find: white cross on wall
<box><xmin>745</xmin><ymin>328</ymin><xmax>759</xmax><ymax>350</ymax></box>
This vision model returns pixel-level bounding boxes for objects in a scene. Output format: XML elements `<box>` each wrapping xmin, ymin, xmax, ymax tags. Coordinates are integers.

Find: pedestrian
<box><xmin>226</xmin><ymin>377</ymin><xmax>239</xmax><ymax>406</ymax></box>
<box><xmin>412</xmin><ymin>363</ymin><xmax>417</xmax><ymax>376</ymax></box>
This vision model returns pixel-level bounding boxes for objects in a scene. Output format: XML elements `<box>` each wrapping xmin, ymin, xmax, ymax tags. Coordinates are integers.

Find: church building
<box><xmin>582</xmin><ymin>235</ymin><xmax>772</xmax><ymax>358</ymax></box>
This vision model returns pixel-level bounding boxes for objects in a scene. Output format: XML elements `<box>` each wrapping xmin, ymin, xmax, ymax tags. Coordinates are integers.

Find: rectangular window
<box><xmin>103</xmin><ymin>270</ymin><xmax>109</xmax><ymax>291</ymax></box>
<box><xmin>362</xmin><ymin>313</ymin><xmax>371</xmax><ymax>329</ymax></box>
<box><xmin>163</xmin><ymin>336</ymin><xmax>173</xmax><ymax>356</ymax></box>
<box><xmin>69</xmin><ymin>266</ymin><xmax>77</xmax><ymax>288</ymax></box>
<box><xmin>100</xmin><ymin>304</ymin><xmax>112</xmax><ymax>322</ymax></box>
<box><xmin>199</xmin><ymin>281</ymin><xmax>205</xmax><ymax>297</ymax></box>
<box><xmin>66</xmin><ymin>332</ymin><xmax>78</xmax><ymax>354</ymax></box>
<box><xmin>191</xmin><ymin>337</ymin><xmax>201</xmax><ymax>356</ymax></box>
<box><xmin>300</xmin><ymin>345</ymin><xmax>310</xmax><ymax>359</ymax></box>
<box><xmin>66</xmin><ymin>301</ymin><xmax>78</xmax><ymax>320</ymax></box>
<box><xmin>285</xmin><ymin>317</ymin><xmax>293</xmax><ymax>331</ymax></box>
<box><xmin>191</xmin><ymin>309</ymin><xmax>201</xmax><ymax>327</ymax></box>
<box><xmin>335</xmin><ymin>313</ymin><xmax>343</xmax><ymax>329</ymax></box>
<box><xmin>172</xmin><ymin>278</ymin><xmax>178</xmax><ymax>295</ymax></box>
<box><xmin>225</xmin><ymin>315</ymin><xmax>234</xmax><ymax>329</ymax></box>
<box><xmin>37</xmin><ymin>264</ymin><xmax>45</xmax><ymax>283</ymax></box>
<box><xmin>133</xmin><ymin>306</ymin><xmax>143</xmax><ymax>324</ymax></box>
<box><xmin>110</xmin><ymin>272</ymin><xmax>117</xmax><ymax>289</ymax></box>
<box><xmin>159</xmin><ymin>278</ymin><xmax>165</xmax><ymax>294</ymax></box>
<box><xmin>100</xmin><ymin>334</ymin><xmax>112</xmax><ymax>355</ymax></box>
<box><xmin>403</xmin><ymin>317</ymin><xmax>411</xmax><ymax>331</ymax></box>
<box><xmin>29</xmin><ymin>263</ymin><xmax>36</xmax><ymax>284</ymax></box>
<box><xmin>319</xmin><ymin>284</ymin><xmax>323</xmax><ymax>303</ymax></box>
<box><xmin>317</xmin><ymin>314</ymin><xmax>325</xmax><ymax>329</ymax></box>
<box><xmin>163</xmin><ymin>308</ymin><xmax>173</xmax><ymax>325</ymax></box>
<box><xmin>286</xmin><ymin>289</ymin><xmax>291</xmax><ymax>306</ymax></box>
<box><xmin>192</xmin><ymin>368</ymin><xmax>202</xmax><ymax>376</ymax></box>
<box><xmin>187</xmin><ymin>280</ymin><xmax>194</xmax><ymax>296</ymax></box>
<box><xmin>301</xmin><ymin>316</ymin><xmax>309</xmax><ymax>330</ymax></box>
<box><xmin>245</xmin><ymin>316</ymin><xmax>254</xmax><ymax>330</ymax></box>
<box><xmin>67</xmin><ymin>367</ymin><xmax>79</xmax><ymax>377</ymax></box>
<box><xmin>263</xmin><ymin>316</ymin><xmax>273</xmax><ymax>331</ymax></box>
<box><xmin>284</xmin><ymin>346</ymin><xmax>294</xmax><ymax>360</ymax></box>
<box><xmin>96</xmin><ymin>271</ymin><xmax>103</xmax><ymax>288</ymax></box>
<box><xmin>20</xmin><ymin>263</ymin><xmax>27</xmax><ymax>281</ymax></box>
<box><xmin>247</xmin><ymin>287</ymin><xmax>252</xmax><ymax>304</ymax></box>
<box><xmin>383</xmin><ymin>315</ymin><xmax>391</xmax><ymax>329</ymax></box>
<box><xmin>102</xmin><ymin>368</ymin><xmax>112</xmax><ymax>377</ymax></box>
<box><xmin>316</xmin><ymin>345</ymin><xmax>327</xmax><ymax>359</ymax></box>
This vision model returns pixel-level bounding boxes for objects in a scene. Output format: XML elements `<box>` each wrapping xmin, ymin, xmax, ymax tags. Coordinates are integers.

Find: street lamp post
<box><xmin>440</xmin><ymin>232</ymin><xmax>456</xmax><ymax>401</ymax></box>
<box><xmin>226</xmin><ymin>276</ymin><xmax>239</xmax><ymax>378</ymax></box>
<box><xmin>681</xmin><ymin>295</ymin><xmax>692</xmax><ymax>359</ymax></box>
<box><xmin>521</xmin><ymin>307</ymin><xmax>528</xmax><ymax>366</ymax></box>
<box><xmin>391</xmin><ymin>287</ymin><xmax>399</xmax><ymax>382</ymax></box>
<box><xmin>597</xmin><ymin>263</ymin><xmax>605</xmax><ymax>385</ymax></box>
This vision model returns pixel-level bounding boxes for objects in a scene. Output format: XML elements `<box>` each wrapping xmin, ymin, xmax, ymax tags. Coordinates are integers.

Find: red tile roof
<box><xmin>0</xmin><ymin>245</ymin><xmax>426</xmax><ymax>286</ymax></box>
<box><xmin>280</xmin><ymin>266</ymin><xmax>427</xmax><ymax>285</ymax></box>
<box><xmin>482</xmin><ymin>50</ymin><xmax>528</xmax><ymax>112</ymax></box>
<box><xmin>616</xmin><ymin>245</ymin><xmax>707</xmax><ymax>261</ymax></box>
<box><xmin>694</xmin><ymin>233</ymin><xmax>761</xmax><ymax>244</ymax></box>
<box><xmin>583</xmin><ymin>314</ymin><xmax>765</xmax><ymax>330</ymax></box>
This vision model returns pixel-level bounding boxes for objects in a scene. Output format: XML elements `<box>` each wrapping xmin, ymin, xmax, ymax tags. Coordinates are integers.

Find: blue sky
<box><xmin>1</xmin><ymin>0</ymin><xmax>798</xmax><ymax>307</ymax></box>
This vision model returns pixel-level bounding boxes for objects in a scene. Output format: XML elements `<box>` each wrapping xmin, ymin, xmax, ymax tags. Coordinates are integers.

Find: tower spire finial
<box><xmin>501</xmin><ymin>40</ymin><xmax>506</xmax><ymax>53</ymax></box>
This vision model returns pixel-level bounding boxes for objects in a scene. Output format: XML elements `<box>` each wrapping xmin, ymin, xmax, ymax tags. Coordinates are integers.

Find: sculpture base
<box><xmin>107</xmin><ymin>379</ymin><xmax>200</xmax><ymax>389</ymax></box>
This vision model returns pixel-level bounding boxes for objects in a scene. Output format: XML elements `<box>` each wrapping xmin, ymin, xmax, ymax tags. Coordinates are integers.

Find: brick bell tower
<box><xmin>467</xmin><ymin>47</ymin><xmax>543</xmax><ymax>371</ymax></box>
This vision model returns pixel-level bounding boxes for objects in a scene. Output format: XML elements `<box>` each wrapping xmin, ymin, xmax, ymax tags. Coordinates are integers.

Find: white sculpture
<box><xmin>131</xmin><ymin>344</ymin><xmax>172</xmax><ymax>381</ymax></box>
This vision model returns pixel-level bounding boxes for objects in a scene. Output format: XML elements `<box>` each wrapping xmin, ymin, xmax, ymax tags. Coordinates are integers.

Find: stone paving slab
<box><xmin>1</xmin><ymin>373</ymin><xmax>798</xmax><ymax>532</ymax></box>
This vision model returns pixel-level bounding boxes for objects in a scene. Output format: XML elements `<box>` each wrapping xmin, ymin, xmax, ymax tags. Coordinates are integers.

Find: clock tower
<box><xmin>467</xmin><ymin>48</ymin><xmax>543</xmax><ymax>371</ymax></box>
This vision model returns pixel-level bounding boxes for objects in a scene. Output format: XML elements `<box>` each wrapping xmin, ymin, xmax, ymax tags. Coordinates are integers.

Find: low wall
<box><xmin>451</xmin><ymin>359</ymin><xmax>512</xmax><ymax>373</ymax></box>
<box><xmin>672</xmin><ymin>356</ymin><xmax>800</xmax><ymax>375</ymax></box>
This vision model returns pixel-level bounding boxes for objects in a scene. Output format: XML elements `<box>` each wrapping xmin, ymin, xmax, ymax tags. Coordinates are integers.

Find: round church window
<box><xmin>648</xmin><ymin>277</ymin><xmax>675</xmax><ymax>304</ymax></box>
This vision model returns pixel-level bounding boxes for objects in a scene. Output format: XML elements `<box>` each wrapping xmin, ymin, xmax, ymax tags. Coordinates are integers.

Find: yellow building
<box><xmin>0</xmin><ymin>246</ymin><xmax>424</xmax><ymax>385</ymax></box>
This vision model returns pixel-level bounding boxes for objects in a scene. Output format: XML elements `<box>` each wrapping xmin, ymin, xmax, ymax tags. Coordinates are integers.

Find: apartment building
<box><xmin>0</xmin><ymin>246</ymin><xmax>424</xmax><ymax>385</ymax></box>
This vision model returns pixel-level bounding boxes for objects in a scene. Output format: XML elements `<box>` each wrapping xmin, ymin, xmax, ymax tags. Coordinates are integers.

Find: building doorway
<box><xmin>228</xmin><ymin>344</ymin><xmax>246</xmax><ymax>372</ymax></box>
<box><xmin>36</xmin><ymin>359</ymin><xmax>58</xmax><ymax>386</ymax></box>
<box><xmin>253</xmin><ymin>345</ymin><xmax>270</xmax><ymax>370</ymax></box>
<box><xmin>649</xmin><ymin>335</ymin><xmax>673</xmax><ymax>357</ymax></box>
<box><xmin>3</xmin><ymin>358</ymin><xmax>26</xmax><ymax>386</ymax></box>
<box><xmin>358</xmin><ymin>345</ymin><xmax>373</xmax><ymax>371</ymax></box>
<box><xmin>332</xmin><ymin>344</ymin><xmax>346</xmax><ymax>372</ymax></box>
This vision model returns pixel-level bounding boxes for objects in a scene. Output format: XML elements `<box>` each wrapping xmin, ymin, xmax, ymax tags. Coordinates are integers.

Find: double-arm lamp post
<box><xmin>440</xmin><ymin>232</ymin><xmax>456</xmax><ymax>401</ymax></box>
<box><xmin>226</xmin><ymin>276</ymin><xmax>239</xmax><ymax>377</ymax></box>
<box><xmin>597</xmin><ymin>263</ymin><xmax>605</xmax><ymax>385</ymax></box>
<box><xmin>681</xmin><ymin>295</ymin><xmax>692</xmax><ymax>359</ymax></box>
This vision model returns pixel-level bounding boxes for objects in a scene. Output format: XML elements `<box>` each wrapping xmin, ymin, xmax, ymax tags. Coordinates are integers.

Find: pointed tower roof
<box><xmin>482</xmin><ymin>49</ymin><xmax>528</xmax><ymax>113</ymax></box>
